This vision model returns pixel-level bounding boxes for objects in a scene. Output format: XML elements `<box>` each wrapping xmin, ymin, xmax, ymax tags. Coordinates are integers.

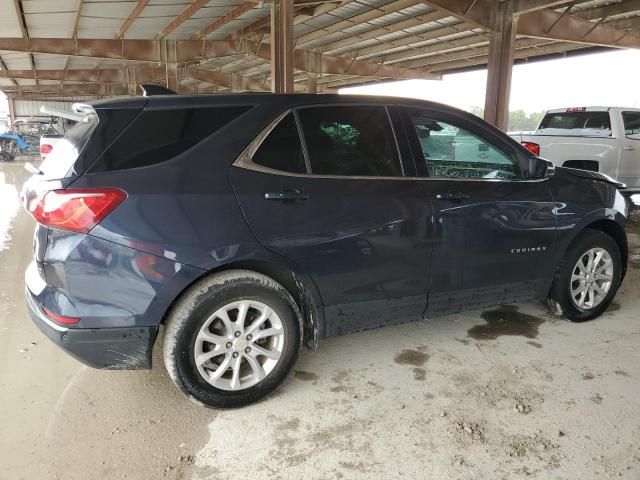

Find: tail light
<box><xmin>42</xmin><ymin>306</ymin><xmax>80</xmax><ymax>326</ymax></box>
<box><xmin>521</xmin><ymin>141</ymin><xmax>540</xmax><ymax>157</ymax></box>
<box><xmin>27</xmin><ymin>188</ymin><xmax>126</xmax><ymax>233</ymax></box>
<box><xmin>40</xmin><ymin>144</ymin><xmax>53</xmax><ymax>161</ymax></box>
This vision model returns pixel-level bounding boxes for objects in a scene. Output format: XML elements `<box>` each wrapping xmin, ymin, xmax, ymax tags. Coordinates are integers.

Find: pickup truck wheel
<box><xmin>546</xmin><ymin>229</ymin><xmax>622</xmax><ymax>322</ymax></box>
<box><xmin>163</xmin><ymin>270</ymin><xmax>301</xmax><ymax>408</ymax></box>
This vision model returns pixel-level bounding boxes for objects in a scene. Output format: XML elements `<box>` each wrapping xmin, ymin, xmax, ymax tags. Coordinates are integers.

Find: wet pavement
<box><xmin>1</xmin><ymin>159</ymin><xmax>640</xmax><ymax>479</ymax></box>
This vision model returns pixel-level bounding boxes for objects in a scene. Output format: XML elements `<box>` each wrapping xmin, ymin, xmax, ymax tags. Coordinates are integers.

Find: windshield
<box><xmin>39</xmin><ymin>116</ymin><xmax>98</xmax><ymax>179</ymax></box>
<box><xmin>537</xmin><ymin>111</ymin><xmax>612</xmax><ymax>137</ymax></box>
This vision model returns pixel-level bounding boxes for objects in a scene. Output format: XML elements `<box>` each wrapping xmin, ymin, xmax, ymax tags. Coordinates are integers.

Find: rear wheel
<box><xmin>163</xmin><ymin>270</ymin><xmax>301</xmax><ymax>408</ymax></box>
<box><xmin>546</xmin><ymin>229</ymin><xmax>622</xmax><ymax>322</ymax></box>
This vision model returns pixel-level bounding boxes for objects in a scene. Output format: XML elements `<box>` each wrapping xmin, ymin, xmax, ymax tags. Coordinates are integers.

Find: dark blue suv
<box><xmin>23</xmin><ymin>94</ymin><xmax>628</xmax><ymax>407</ymax></box>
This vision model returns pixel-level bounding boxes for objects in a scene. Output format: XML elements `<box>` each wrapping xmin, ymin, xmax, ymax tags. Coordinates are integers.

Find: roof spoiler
<box><xmin>39</xmin><ymin>105</ymin><xmax>86</xmax><ymax>122</ymax></box>
<box><xmin>139</xmin><ymin>84</ymin><xmax>177</xmax><ymax>96</ymax></box>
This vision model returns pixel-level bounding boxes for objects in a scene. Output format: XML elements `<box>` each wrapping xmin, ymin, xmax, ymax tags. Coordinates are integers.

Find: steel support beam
<box><xmin>307</xmin><ymin>50</ymin><xmax>322</xmax><ymax>93</ymax></box>
<box><xmin>0</xmin><ymin>38</ymin><xmax>431</xmax><ymax>80</ymax></box>
<box><xmin>514</xmin><ymin>0</ymin><xmax>573</xmax><ymax>14</ymax></box>
<box><xmin>316</xmin><ymin>10</ymin><xmax>452</xmax><ymax>54</ymax></box>
<box><xmin>424</xmin><ymin>0</ymin><xmax>640</xmax><ymax>48</ymax></box>
<box><xmin>484</xmin><ymin>1</ymin><xmax>517</xmax><ymax>131</ymax></box>
<box><xmin>192</xmin><ymin>2</ymin><xmax>255</xmax><ymax>39</ymax></box>
<box><xmin>271</xmin><ymin>0</ymin><xmax>295</xmax><ymax>92</ymax></box>
<box><xmin>8</xmin><ymin>97</ymin><xmax>16</xmax><ymax>127</ymax></box>
<box><xmin>117</xmin><ymin>0</ymin><xmax>150</xmax><ymax>39</ymax></box>
<box><xmin>518</xmin><ymin>5</ymin><xmax>640</xmax><ymax>48</ymax></box>
<box><xmin>157</xmin><ymin>0</ymin><xmax>209</xmax><ymax>39</ymax></box>
<box><xmin>296</xmin><ymin>0</ymin><xmax>420</xmax><ymax>46</ymax></box>
<box><xmin>2</xmin><ymin>84</ymin><xmax>128</xmax><ymax>96</ymax></box>
<box><xmin>427</xmin><ymin>41</ymin><xmax>588</xmax><ymax>73</ymax></box>
<box><xmin>0</xmin><ymin>67</ymin><xmax>165</xmax><ymax>83</ymax></box>
<box><xmin>163</xmin><ymin>40</ymin><xmax>179</xmax><ymax>92</ymax></box>
<box><xmin>191</xmin><ymin>68</ymin><xmax>306</xmax><ymax>92</ymax></box>
<box><xmin>415</xmin><ymin>38</ymin><xmax>542</xmax><ymax>72</ymax></box>
<box><xmin>575</xmin><ymin>0</ymin><xmax>640</xmax><ymax>21</ymax></box>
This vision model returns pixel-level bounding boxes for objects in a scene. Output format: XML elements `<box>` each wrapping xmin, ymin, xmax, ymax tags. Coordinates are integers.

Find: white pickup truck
<box><xmin>511</xmin><ymin>107</ymin><xmax>640</xmax><ymax>192</ymax></box>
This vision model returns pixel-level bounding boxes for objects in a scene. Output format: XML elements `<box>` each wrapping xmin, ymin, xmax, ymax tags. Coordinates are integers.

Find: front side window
<box><xmin>407</xmin><ymin>113</ymin><xmax>520</xmax><ymax>180</ymax></box>
<box><xmin>297</xmin><ymin>106</ymin><xmax>402</xmax><ymax>177</ymax></box>
<box><xmin>623</xmin><ymin>112</ymin><xmax>640</xmax><ymax>140</ymax></box>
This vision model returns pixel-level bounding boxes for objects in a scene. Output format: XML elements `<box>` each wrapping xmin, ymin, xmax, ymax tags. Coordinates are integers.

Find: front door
<box><xmin>618</xmin><ymin>111</ymin><xmax>640</xmax><ymax>189</ymax></box>
<box><xmin>230</xmin><ymin>106</ymin><xmax>433</xmax><ymax>337</ymax></box>
<box><xmin>401</xmin><ymin>107</ymin><xmax>557</xmax><ymax>317</ymax></box>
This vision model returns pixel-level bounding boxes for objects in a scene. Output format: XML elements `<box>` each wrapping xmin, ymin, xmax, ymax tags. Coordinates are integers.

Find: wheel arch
<box><xmin>557</xmin><ymin>217</ymin><xmax>628</xmax><ymax>282</ymax></box>
<box><xmin>582</xmin><ymin>218</ymin><xmax>628</xmax><ymax>280</ymax></box>
<box><xmin>160</xmin><ymin>258</ymin><xmax>324</xmax><ymax>350</ymax></box>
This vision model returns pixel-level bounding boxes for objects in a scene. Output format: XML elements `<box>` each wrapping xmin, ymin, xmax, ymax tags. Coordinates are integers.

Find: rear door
<box><xmin>401</xmin><ymin>107</ymin><xmax>557</xmax><ymax>316</ymax></box>
<box><xmin>618</xmin><ymin>111</ymin><xmax>640</xmax><ymax>189</ymax></box>
<box><xmin>230</xmin><ymin>105</ymin><xmax>433</xmax><ymax>337</ymax></box>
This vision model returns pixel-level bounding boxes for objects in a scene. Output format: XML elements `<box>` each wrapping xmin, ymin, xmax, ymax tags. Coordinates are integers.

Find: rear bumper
<box><xmin>25</xmin><ymin>285</ymin><xmax>157</xmax><ymax>370</ymax></box>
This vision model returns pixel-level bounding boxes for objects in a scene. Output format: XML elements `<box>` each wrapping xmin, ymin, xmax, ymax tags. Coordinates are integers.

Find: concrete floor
<box><xmin>1</xmin><ymin>160</ymin><xmax>640</xmax><ymax>480</ymax></box>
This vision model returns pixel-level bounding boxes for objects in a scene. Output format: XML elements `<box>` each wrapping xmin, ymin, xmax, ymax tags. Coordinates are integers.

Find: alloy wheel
<box><xmin>194</xmin><ymin>300</ymin><xmax>285</xmax><ymax>391</ymax></box>
<box><xmin>569</xmin><ymin>247</ymin><xmax>614</xmax><ymax>310</ymax></box>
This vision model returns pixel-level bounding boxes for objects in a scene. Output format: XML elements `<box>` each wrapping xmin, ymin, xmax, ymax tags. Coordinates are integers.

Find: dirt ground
<box><xmin>1</xmin><ymin>160</ymin><xmax>640</xmax><ymax>480</ymax></box>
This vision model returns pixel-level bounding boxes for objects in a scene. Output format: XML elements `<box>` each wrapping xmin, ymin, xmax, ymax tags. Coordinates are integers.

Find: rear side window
<box><xmin>93</xmin><ymin>106</ymin><xmax>251</xmax><ymax>172</ymax></box>
<box><xmin>252</xmin><ymin>113</ymin><xmax>307</xmax><ymax>174</ymax></box>
<box><xmin>39</xmin><ymin>119</ymin><xmax>97</xmax><ymax>179</ymax></box>
<box><xmin>538</xmin><ymin>111</ymin><xmax>612</xmax><ymax>137</ymax></box>
<box><xmin>297</xmin><ymin>106</ymin><xmax>402</xmax><ymax>177</ymax></box>
<box><xmin>623</xmin><ymin>112</ymin><xmax>640</xmax><ymax>140</ymax></box>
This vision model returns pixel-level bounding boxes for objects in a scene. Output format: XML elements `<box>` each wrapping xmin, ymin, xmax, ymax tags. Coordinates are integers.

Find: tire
<box><xmin>546</xmin><ymin>229</ymin><xmax>622</xmax><ymax>322</ymax></box>
<box><xmin>163</xmin><ymin>270</ymin><xmax>302</xmax><ymax>408</ymax></box>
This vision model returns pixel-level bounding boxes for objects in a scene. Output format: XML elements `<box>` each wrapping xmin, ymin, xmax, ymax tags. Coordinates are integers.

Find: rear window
<box><xmin>39</xmin><ymin>118</ymin><xmax>98</xmax><ymax>179</ymax></box>
<box><xmin>623</xmin><ymin>112</ymin><xmax>640</xmax><ymax>140</ymax></box>
<box><xmin>538</xmin><ymin>111</ymin><xmax>612</xmax><ymax>137</ymax></box>
<box><xmin>92</xmin><ymin>106</ymin><xmax>252</xmax><ymax>172</ymax></box>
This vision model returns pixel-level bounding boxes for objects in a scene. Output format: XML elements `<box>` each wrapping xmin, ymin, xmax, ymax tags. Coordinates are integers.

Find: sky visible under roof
<box><xmin>343</xmin><ymin>49</ymin><xmax>640</xmax><ymax>113</ymax></box>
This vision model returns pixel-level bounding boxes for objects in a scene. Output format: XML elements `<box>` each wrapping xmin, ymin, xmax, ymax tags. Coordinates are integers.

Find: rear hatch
<box><xmin>22</xmin><ymin>102</ymin><xmax>142</xmax><ymax>267</ymax></box>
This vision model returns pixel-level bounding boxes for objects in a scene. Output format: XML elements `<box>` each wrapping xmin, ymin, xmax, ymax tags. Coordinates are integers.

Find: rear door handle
<box><xmin>435</xmin><ymin>190</ymin><xmax>470</xmax><ymax>202</ymax></box>
<box><xmin>622</xmin><ymin>145</ymin><xmax>636</xmax><ymax>151</ymax></box>
<box><xmin>264</xmin><ymin>189</ymin><xmax>309</xmax><ymax>201</ymax></box>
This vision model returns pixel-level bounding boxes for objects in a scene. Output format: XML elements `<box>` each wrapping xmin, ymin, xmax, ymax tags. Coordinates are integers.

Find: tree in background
<box><xmin>469</xmin><ymin>107</ymin><xmax>545</xmax><ymax>132</ymax></box>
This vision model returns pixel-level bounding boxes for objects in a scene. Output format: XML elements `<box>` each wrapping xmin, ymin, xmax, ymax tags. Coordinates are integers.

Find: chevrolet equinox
<box><xmin>23</xmin><ymin>94</ymin><xmax>628</xmax><ymax>407</ymax></box>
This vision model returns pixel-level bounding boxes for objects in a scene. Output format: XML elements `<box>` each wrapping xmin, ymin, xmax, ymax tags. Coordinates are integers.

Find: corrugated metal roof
<box><xmin>0</xmin><ymin>0</ymin><xmax>638</xmax><ymax>97</ymax></box>
<box><xmin>0</xmin><ymin>1</ymin><xmax>25</xmax><ymax>37</ymax></box>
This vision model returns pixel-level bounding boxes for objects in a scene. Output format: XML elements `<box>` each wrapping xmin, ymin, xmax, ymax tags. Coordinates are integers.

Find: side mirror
<box><xmin>528</xmin><ymin>156</ymin><xmax>554</xmax><ymax>180</ymax></box>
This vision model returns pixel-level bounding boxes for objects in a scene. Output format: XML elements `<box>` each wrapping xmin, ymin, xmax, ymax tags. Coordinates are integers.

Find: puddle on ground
<box><xmin>412</xmin><ymin>368</ymin><xmax>426</xmax><ymax>381</ymax></box>
<box><xmin>467</xmin><ymin>305</ymin><xmax>545</xmax><ymax>340</ymax></box>
<box><xmin>294</xmin><ymin>370</ymin><xmax>319</xmax><ymax>382</ymax></box>
<box><xmin>394</xmin><ymin>349</ymin><xmax>429</xmax><ymax>367</ymax></box>
<box><xmin>526</xmin><ymin>341</ymin><xmax>543</xmax><ymax>349</ymax></box>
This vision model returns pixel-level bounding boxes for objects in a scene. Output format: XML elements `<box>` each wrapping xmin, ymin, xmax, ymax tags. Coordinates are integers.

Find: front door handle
<box><xmin>264</xmin><ymin>189</ymin><xmax>309</xmax><ymax>201</ymax></box>
<box><xmin>435</xmin><ymin>190</ymin><xmax>470</xmax><ymax>202</ymax></box>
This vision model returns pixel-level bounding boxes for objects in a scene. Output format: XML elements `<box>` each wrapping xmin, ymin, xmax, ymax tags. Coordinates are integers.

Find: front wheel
<box><xmin>163</xmin><ymin>270</ymin><xmax>301</xmax><ymax>408</ymax></box>
<box><xmin>547</xmin><ymin>229</ymin><xmax>622</xmax><ymax>322</ymax></box>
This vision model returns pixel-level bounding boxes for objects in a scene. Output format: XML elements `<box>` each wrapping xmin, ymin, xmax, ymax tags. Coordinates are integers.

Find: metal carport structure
<box><xmin>1</xmin><ymin>0</ymin><xmax>639</xmax><ymax>129</ymax></box>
